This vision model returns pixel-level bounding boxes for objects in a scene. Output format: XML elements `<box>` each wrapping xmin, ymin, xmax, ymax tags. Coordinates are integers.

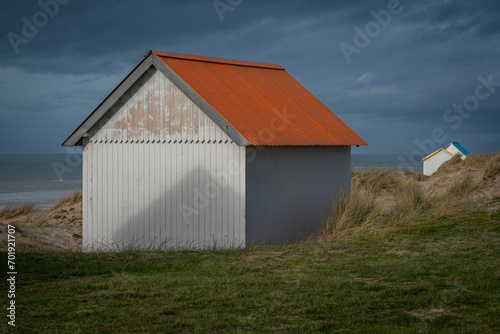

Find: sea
<box><xmin>0</xmin><ymin>153</ymin><xmax>420</xmax><ymax>209</ymax></box>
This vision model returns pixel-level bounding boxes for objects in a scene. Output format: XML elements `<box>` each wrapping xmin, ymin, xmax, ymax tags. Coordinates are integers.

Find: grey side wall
<box><xmin>245</xmin><ymin>146</ymin><xmax>351</xmax><ymax>246</ymax></box>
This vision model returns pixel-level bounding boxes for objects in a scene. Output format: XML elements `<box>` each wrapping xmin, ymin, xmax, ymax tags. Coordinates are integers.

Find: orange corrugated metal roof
<box><xmin>151</xmin><ymin>51</ymin><xmax>367</xmax><ymax>146</ymax></box>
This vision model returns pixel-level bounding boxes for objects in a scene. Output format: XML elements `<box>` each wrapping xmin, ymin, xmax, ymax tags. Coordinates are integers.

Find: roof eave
<box><xmin>422</xmin><ymin>148</ymin><xmax>454</xmax><ymax>161</ymax></box>
<box><xmin>62</xmin><ymin>54</ymin><xmax>154</xmax><ymax>147</ymax></box>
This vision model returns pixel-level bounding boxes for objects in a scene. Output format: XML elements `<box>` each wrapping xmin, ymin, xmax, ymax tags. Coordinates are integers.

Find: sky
<box><xmin>0</xmin><ymin>0</ymin><xmax>499</xmax><ymax>159</ymax></box>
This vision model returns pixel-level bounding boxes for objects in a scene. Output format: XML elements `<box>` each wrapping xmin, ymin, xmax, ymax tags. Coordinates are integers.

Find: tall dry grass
<box><xmin>482</xmin><ymin>154</ymin><xmax>500</xmax><ymax>179</ymax></box>
<box><xmin>0</xmin><ymin>203</ymin><xmax>39</xmax><ymax>220</ymax></box>
<box><xmin>351</xmin><ymin>169</ymin><xmax>398</xmax><ymax>194</ymax></box>
<box><xmin>394</xmin><ymin>180</ymin><xmax>432</xmax><ymax>219</ymax></box>
<box><xmin>321</xmin><ymin>180</ymin><xmax>434</xmax><ymax>240</ymax></box>
<box><xmin>321</xmin><ymin>186</ymin><xmax>379</xmax><ymax>240</ymax></box>
<box><xmin>321</xmin><ymin>182</ymin><xmax>440</xmax><ymax>240</ymax></box>
<box><xmin>0</xmin><ymin>191</ymin><xmax>82</xmax><ymax>227</ymax></box>
<box><xmin>447</xmin><ymin>154</ymin><xmax>464</xmax><ymax>166</ymax></box>
<box><xmin>438</xmin><ymin>153</ymin><xmax>500</xmax><ymax>175</ymax></box>
<box><xmin>446</xmin><ymin>173</ymin><xmax>477</xmax><ymax>198</ymax></box>
<box><xmin>322</xmin><ymin>153</ymin><xmax>500</xmax><ymax>240</ymax></box>
<box><xmin>0</xmin><ymin>203</ymin><xmax>49</xmax><ymax>227</ymax></box>
<box><xmin>464</xmin><ymin>154</ymin><xmax>491</xmax><ymax>169</ymax></box>
<box><xmin>51</xmin><ymin>190</ymin><xmax>82</xmax><ymax>210</ymax></box>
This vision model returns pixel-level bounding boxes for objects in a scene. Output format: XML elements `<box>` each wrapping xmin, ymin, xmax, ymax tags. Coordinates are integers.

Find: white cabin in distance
<box><xmin>445</xmin><ymin>142</ymin><xmax>470</xmax><ymax>161</ymax></box>
<box><xmin>422</xmin><ymin>141</ymin><xmax>470</xmax><ymax>176</ymax></box>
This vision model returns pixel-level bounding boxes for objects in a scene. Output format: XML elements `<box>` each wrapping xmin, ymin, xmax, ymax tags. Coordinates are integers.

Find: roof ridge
<box><xmin>151</xmin><ymin>50</ymin><xmax>284</xmax><ymax>70</ymax></box>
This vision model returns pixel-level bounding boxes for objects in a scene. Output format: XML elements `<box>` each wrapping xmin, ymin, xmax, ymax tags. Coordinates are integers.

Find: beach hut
<box><xmin>422</xmin><ymin>142</ymin><xmax>469</xmax><ymax>176</ymax></box>
<box><xmin>63</xmin><ymin>51</ymin><xmax>367</xmax><ymax>251</ymax></box>
<box><xmin>423</xmin><ymin>148</ymin><xmax>454</xmax><ymax>176</ymax></box>
<box><xmin>445</xmin><ymin>141</ymin><xmax>470</xmax><ymax>160</ymax></box>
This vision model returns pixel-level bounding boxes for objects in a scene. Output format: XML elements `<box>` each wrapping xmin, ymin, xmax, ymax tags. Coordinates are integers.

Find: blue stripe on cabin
<box><xmin>452</xmin><ymin>142</ymin><xmax>470</xmax><ymax>156</ymax></box>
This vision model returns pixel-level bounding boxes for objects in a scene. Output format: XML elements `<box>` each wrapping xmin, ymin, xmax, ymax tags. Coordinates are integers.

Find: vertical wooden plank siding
<box><xmin>83</xmin><ymin>70</ymin><xmax>246</xmax><ymax>251</ymax></box>
<box><xmin>91</xmin><ymin>141</ymin><xmax>97</xmax><ymax>248</ymax></box>
<box><xmin>84</xmin><ymin>141</ymin><xmax>245</xmax><ymax>250</ymax></box>
<box><xmin>117</xmin><ymin>141</ymin><xmax>123</xmax><ymax>247</ymax></box>
<box><xmin>82</xmin><ymin>141</ymin><xmax>89</xmax><ymax>249</ymax></box>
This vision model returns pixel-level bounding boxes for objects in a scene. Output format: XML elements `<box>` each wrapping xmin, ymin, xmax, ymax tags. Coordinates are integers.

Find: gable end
<box><xmin>62</xmin><ymin>53</ymin><xmax>248</xmax><ymax>147</ymax></box>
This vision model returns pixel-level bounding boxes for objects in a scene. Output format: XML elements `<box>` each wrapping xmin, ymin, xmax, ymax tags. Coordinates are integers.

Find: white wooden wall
<box><xmin>423</xmin><ymin>151</ymin><xmax>453</xmax><ymax>176</ymax></box>
<box><xmin>446</xmin><ymin>144</ymin><xmax>467</xmax><ymax>160</ymax></box>
<box><xmin>82</xmin><ymin>69</ymin><xmax>246</xmax><ymax>251</ymax></box>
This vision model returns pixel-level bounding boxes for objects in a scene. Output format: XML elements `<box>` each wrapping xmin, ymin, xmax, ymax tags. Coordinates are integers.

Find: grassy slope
<box><xmin>1</xmin><ymin>210</ymin><xmax>499</xmax><ymax>333</ymax></box>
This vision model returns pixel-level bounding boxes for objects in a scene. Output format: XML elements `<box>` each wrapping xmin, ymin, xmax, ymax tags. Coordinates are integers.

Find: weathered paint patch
<box><xmin>91</xmin><ymin>70</ymin><xmax>225</xmax><ymax>143</ymax></box>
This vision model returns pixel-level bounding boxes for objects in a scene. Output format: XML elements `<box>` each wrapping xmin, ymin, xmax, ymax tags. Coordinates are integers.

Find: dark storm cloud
<box><xmin>0</xmin><ymin>0</ymin><xmax>376</xmax><ymax>74</ymax></box>
<box><xmin>0</xmin><ymin>0</ymin><xmax>499</xmax><ymax>154</ymax></box>
<box><xmin>406</xmin><ymin>0</ymin><xmax>500</xmax><ymax>41</ymax></box>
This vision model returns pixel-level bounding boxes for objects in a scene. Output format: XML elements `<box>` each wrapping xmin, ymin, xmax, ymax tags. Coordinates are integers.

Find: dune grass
<box><xmin>0</xmin><ymin>203</ymin><xmax>38</xmax><ymax>220</ymax></box>
<box><xmin>351</xmin><ymin>169</ymin><xmax>398</xmax><ymax>194</ymax></box>
<box><xmin>323</xmin><ymin>154</ymin><xmax>500</xmax><ymax>241</ymax></box>
<box><xmin>436</xmin><ymin>152</ymin><xmax>500</xmax><ymax>179</ymax></box>
<box><xmin>464</xmin><ymin>154</ymin><xmax>491</xmax><ymax>168</ymax></box>
<box><xmin>321</xmin><ymin>186</ymin><xmax>379</xmax><ymax>240</ymax></box>
<box><xmin>445</xmin><ymin>153</ymin><xmax>463</xmax><ymax>166</ymax></box>
<box><xmin>0</xmin><ymin>191</ymin><xmax>82</xmax><ymax>228</ymax></box>
<box><xmin>322</xmin><ymin>179</ymin><xmax>435</xmax><ymax>240</ymax></box>
<box><xmin>445</xmin><ymin>172</ymin><xmax>478</xmax><ymax>198</ymax></box>
<box><xmin>1</xmin><ymin>210</ymin><xmax>498</xmax><ymax>333</ymax></box>
<box><xmin>483</xmin><ymin>153</ymin><xmax>500</xmax><ymax>179</ymax></box>
<box><xmin>52</xmin><ymin>190</ymin><xmax>82</xmax><ymax>210</ymax></box>
<box><xmin>394</xmin><ymin>180</ymin><xmax>433</xmax><ymax>219</ymax></box>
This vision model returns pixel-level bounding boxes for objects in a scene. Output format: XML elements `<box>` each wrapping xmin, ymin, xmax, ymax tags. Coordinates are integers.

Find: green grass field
<box><xmin>1</xmin><ymin>210</ymin><xmax>499</xmax><ymax>333</ymax></box>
